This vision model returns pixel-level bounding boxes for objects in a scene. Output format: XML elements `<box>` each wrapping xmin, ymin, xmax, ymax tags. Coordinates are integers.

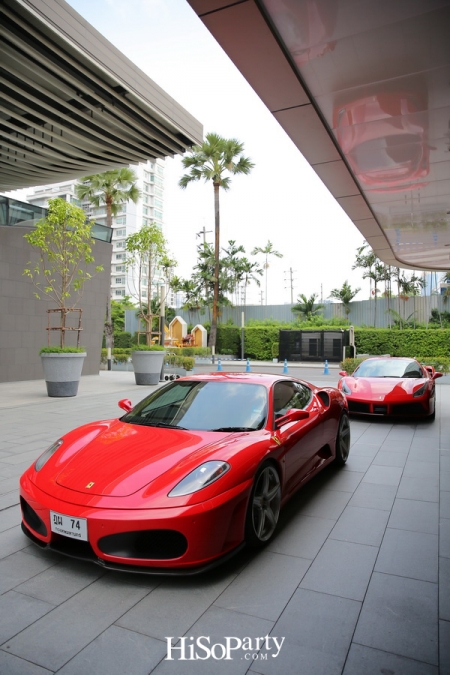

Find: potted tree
<box><xmin>23</xmin><ymin>198</ymin><xmax>103</xmax><ymax>396</ymax></box>
<box><xmin>125</xmin><ymin>222</ymin><xmax>175</xmax><ymax>385</ymax></box>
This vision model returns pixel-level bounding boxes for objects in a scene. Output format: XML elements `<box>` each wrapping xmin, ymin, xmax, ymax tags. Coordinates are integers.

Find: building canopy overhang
<box><xmin>188</xmin><ymin>0</ymin><xmax>450</xmax><ymax>271</ymax></box>
<box><xmin>1</xmin><ymin>0</ymin><xmax>203</xmax><ymax>192</ymax></box>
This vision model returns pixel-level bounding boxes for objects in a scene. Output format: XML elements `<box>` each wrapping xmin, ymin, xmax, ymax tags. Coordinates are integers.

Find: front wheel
<box><xmin>245</xmin><ymin>463</ymin><xmax>281</xmax><ymax>547</ymax></box>
<box><xmin>335</xmin><ymin>413</ymin><xmax>350</xmax><ymax>466</ymax></box>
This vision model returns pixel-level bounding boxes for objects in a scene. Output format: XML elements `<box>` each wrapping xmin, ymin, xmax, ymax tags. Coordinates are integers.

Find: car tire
<box><xmin>334</xmin><ymin>413</ymin><xmax>351</xmax><ymax>466</ymax></box>
<box><xmin>245</xmin><ymin>462</ymin><xmax>281</xmax><ymax>548</ymax></box>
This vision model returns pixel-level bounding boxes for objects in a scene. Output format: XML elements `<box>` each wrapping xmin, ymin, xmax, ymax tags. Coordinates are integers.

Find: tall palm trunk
<box><xmin>209</xmin><ymin>182</ymin><xmax>220</xmax><ymax>350</ymax></box>
<box><xmin>104</xmin><ymin>198</ymin><xmax>113</xmax><ymax>369</ymax></box>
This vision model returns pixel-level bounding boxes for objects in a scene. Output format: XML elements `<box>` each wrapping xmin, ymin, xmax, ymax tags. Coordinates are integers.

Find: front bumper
<box><xmin>346</xmin><ymin>398</ymin><xmax>431</xmax><ymax>416</ymax></box>
<box><xmin>20</xmin><ymin>474</ymin><xmax>251</xmax><ymax>573</ymax></box>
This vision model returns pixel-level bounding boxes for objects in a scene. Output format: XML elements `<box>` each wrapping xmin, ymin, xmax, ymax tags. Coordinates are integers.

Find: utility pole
<box><xmin>196</xmin><ymin>226</ymin><xmax>212</xmax><ymax>245</ymax></box>
<box><xmin>284</xmin><ymin>267</ymin><xmax>296</xmax><ymax>304</ymax></box>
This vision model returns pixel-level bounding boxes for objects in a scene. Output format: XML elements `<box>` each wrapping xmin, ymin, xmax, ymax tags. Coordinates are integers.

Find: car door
<box><xmin>272</xmin><ymin>381</ymin><xmax>324</xmax><ymax>494</ymax></box>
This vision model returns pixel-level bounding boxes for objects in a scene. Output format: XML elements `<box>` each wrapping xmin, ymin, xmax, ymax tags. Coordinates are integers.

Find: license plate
<box><xmin>50</xmin><ymin>511</ymin><xmax>88</xmax><ymax>541</ymax></box>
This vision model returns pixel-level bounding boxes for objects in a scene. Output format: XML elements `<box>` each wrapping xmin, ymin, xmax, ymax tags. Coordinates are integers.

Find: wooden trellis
<box><xmin>46</xmin><ymin>308</ymin><xmax>83</xmax><ymax>347</ymax></box>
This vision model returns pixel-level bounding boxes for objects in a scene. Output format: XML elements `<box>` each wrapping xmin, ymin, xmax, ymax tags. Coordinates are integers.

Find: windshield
<box><xmin>353</xmin><ymin>359</ymin><xmax>424</xmax><ymax>379</ymax></box>
<box><xmin>122</xmin><ymin>380</ymin><xmax>268</xmax><ymax>431</ymax></box>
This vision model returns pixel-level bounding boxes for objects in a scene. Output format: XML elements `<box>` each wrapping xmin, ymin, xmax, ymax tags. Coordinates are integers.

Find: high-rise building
<box><xmin>26</xmin><ymin>160</ymin><xmax>165</xmax><ymax>303</ymax></box>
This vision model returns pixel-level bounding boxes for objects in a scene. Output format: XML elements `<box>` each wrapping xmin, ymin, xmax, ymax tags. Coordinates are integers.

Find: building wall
<box><xmin>0</xmin><ymin>225</ymin><xmax>111</xmax><ymax>382</ymax></box>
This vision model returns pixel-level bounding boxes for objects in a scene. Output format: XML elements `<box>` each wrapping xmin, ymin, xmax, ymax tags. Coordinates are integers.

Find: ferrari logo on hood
<box><xmin>86</xmin><ymin>482</ymin><xmax>95</xmax><ymax>489</ymax></box>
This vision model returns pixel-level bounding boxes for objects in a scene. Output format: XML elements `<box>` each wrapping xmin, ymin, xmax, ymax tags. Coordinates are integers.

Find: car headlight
<box><xmin>341</xmin><ymin>380</ymin><xmax>352</xmax><ymax>395</ymax></box>
<box><xmin>168</xmin><ymin>461</ymin><xmax>230</xmax><ymax>497</ymax></box>
<box><xmin>413</xmin><ymin>383</ymin><xmax>428</xmax><ymax>398</ymax></box>
<box><xmin>35</xmin><ymin>440</ymin><xmax>63</xmax><ymax>471</ymax></box>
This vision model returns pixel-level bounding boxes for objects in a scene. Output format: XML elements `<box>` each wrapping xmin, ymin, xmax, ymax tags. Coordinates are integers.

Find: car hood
<box><xmin>45</xmin><ymin>419</ymin><xmax>232</xmax><ymax>497</ymax></box>
<box><xmin>344</xmin><ymin>377</ymin><xmax>427</xmax><ymax>400</ymax></box>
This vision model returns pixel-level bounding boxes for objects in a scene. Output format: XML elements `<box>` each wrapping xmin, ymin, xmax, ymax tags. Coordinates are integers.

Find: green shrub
<box><xmin>339</xmin><ymin>357</ymin><xmax>369</xmax><ymax>374</ymax></box>
<box><xmin>132</xmin><ymin>345</ymin><xmax>165</xmax><ymax>351</ymax></box>
<box><xmin>40</xmin><ymin>346</ymin><xmax>86</xmax><ymax>354</ymax></box>
<box><xmin>114</xmin><ymin>331</ymin><xmax>133</xmax><ymax>349</ymax></box>
<box><xmin>417</xmin><ymin>357</ymin><xmax>450</xmax><ymax>374</ymax></box>
<box><xmin>245</xmin><ymin>327</ymin><xmax>280</xmax><ymax>360</ymax></box>
<box><xmin>355</xmin><ymin>329</ymin><xmax>450</xmax><ymax>358</ymax></box>
<box><xmin>164</xmin><ymin>353</ymin><xmax>195</xmax><ymax>371</ymax></box>
<box><xmin>216</xmin><ymin>325</ymin><xmax>240</xmax><ymax>355</ymax></box>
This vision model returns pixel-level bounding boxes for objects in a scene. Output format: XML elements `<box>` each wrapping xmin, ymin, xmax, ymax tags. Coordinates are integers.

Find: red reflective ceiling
<box><xmin>189</xmin><ymin>0</ymin><xmax>450</xmax><ymax>270</ymax></box>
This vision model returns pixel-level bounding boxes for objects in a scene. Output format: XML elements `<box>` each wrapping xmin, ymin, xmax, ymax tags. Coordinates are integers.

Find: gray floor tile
<box><xmin>372</xmin><ymin>450</ymin><xmax>408</xmax><ymax>468</ymax></box>
<box><xmin>214</xmin><ymin>551</ymin><xmax>310</xmax><ymax>620</ymax></box>
<box><xmin>348</xmin><ymin>482</ymin><xmax>397</xmax><ymax>511</ymax></box>
<box><xmin>349</xmin><ymin>444</ymin><xmax>379</xmax><ymax>459</ymax></box>
<box><xmin>329</xmin><ymin>506</ymin><xmax>389</xmax><ymax>546</ymax></box>
<box><xmin>353</xmin><ymin>572</ymin><xmax>438</xmax><ymax>665</ymax></box>
<box><xmin>343</xmin><ymin>643</ymin><xmax>437</xmax><ymax>675</ymax></box>
<box><xmin>441</xmin><ymin>472</ymin><xmax>450</xmax><ymax>492</ymax></box>
<box><xmin>341</xmin><ymin>455</ymin><xmax>373</xmax><ymax>472</ymax></box>
<box><xmin>299</xmin><ymin>539</ymin><xmax>377</xmax><ymax>601</ymax></box>
<box><xmin>397</xmin><ymin>475</ymin><xmax>439</xmax><ymax>502</ymax></box>
<box><xmin>151</xmin><ymin>606</ymin><xmax>274</xmax><ymax>675</ymax></box>
<box><xmin>374</xmin><ymin>528</ymin><xmax>438</xmax><ymax>582</ymax></box>
<box><xmin>0</xmin><ymin>590</ymin><xmax>54</xmax><ymax>643</ymax></box>
<box><xmin>441</xmin><ymin>491</ymin><xmax>450</xmax><ymax>518</ymax></box>
<box><xmin>362</xmin><ymin>465</ymin><xmax>403</xmax><ymax>487</ymax></box>
<box><xmin>440</xmin><ymin>620</ymin><xmax>450</xmax><ymax>675</ymax></box>
<box><xmin>3</xmin><ymin>575</ymin><xmax>151</xmax><ymax>671</ymax></box>
<box><xmin>379</xmin><ymin>442</ymin><xmax>412</xmax><ymax>452</ymax></box>
<box><xmin>267</xmin><ymin>514</ymin><xmax>335</xmax><ymax>559</ymax></box>
<box><xmin>117</xmin><ymin>572</ymin><xmax>236</xmax><ymax>642</ymax></box>
<box><xmin>0</xmin><ymin>550</ymin><xmax>57</xmax><ymax>594</ymax></box>
<box><xmin>0</xmin><ymin>491</ymin><xmax>20</xmax><ymax>510</ymax></box>
<box><xmin>441</xmin><ymin>518</ymin><xmax>450</xmax><ymax>558</ymax></box>
<box><xmin>441</xmin><ymin>456</ymin><xmax>450</xmax><ymax>472</ymax></box>
<box><xmin>408</xmin><ymin>447</ymin><xmax>440</xmax><ymax>464</ymax></box>
<box><xmin>249</xmin><ymin>588</ymin><xmax>360</xmax><ymax>675</ymax></box>
<box><xmin>404</xmin><ymin>461</ymin><xmax>439</xmax><ymax>479</ymax></box>
<box><xmin>313</xmin><ymin>468</ymin><xmax>364</xmax><ymax>493</ymax></box>
<box><xmin>0</xmin><ymin>505</ymin><xmax>20</xmax><ymax>533</ymax></box>
<box><xmin>0</xmin><ymin>651</ymin><xmax>52</xmax><ymax>675</ymax></box>
<box><xmin>57</xmin><ymin>625</ymin><xmax>167</xmax><ymax>675</ymax></box>
<box><xmin>388</xmin><ymin>499</ymin><xmax>439</xmax><ymax>534</ymax></box>
<box><xmin>16</xmin><ymin>558</ymin><xmax>105</xmax><ymax>605</ymax></box>
<box><xmin>440</xmin><ymin>557</ymin><xmax>450</xmax><ymax>621</ymax></box>
<box><xmin>296</xmin><ymin>488</ymin><xmax>351</xmax><ymax>520</ymax></box>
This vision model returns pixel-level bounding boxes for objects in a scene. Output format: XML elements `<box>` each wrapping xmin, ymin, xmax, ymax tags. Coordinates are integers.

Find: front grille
<box><xmin>348</xmin><ymin>401</ymin><xmax>370</xmax><ymax>414</ymax></box>
<box><xmin>20</xmin><ymin>497</ymin><xmax>47</xmax><ymax>536</ymax></box>
<box><xmin>373</xmin><ymin>405</ymin><xmax>388</xmax><ymax>414</ymax></box>
<box><xmin>98</xmin><ymin>530</ymin><xmax>188</xmax><ymax>560</ymax></box>
<box><xmin>392</xmin><ymin>403</ymin><xmax>426</xmax><ymax>415</ymax></box>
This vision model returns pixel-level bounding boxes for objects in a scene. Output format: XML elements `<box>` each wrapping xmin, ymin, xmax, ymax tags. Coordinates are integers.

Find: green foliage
<box><xmin>114</xmin><ymin>331</ymin><xmax>133</xmax><ymax>349</ymax></box>
<box><xmin>111</xmin><ymin>297</ymin><xmax>135</xmax><ymax>332</ymax></box>
<box><xmin>132</xmin><ymin>345</ymin><xmax>166</xmax><ymax>351</ymax></box>
<box><xmin>429</xmin><ymin>308</ymin><xmax>450</xmax><ymax>327</ymax></box>
<box><xmin>165</xmin><ymin>353</ymin><xmax>195</xmax><ymax>371</ymax></box>
<box><xmin>216</xmin><ymin>325</ymin><xmax>241</xmax><ymax>355</ymax></box>
<box><xmin>417</xmin><ymin>357</ymin><xmax>450</xmax><ymax>374</ymax></box>
<box><xmin>168</xmin><ymin>347</ymin><xmax>211</xmax><ymax>357</ymax></box>
<box><xmin>23</xmin><ymin>198</ymin><xmax>103</xmax><ymax>311</ymax></box>
<box><xmin>354</xmin><ymin>329</ymin><xmax>450</xmax><ymax>358</ymax></box>
<box><xmin>40</xmin><ymin>346</ymin><xmax>86</xmax><ymax>354</ymax></box>
<box><xmin>75</xmin><ymin>168</ymin><xmax>140</xmax><ymax>226</ymax></box>
<box><xmin>271</xmin><ymin>342</ymin><xmax>279</xmax><ymax>358</ymax></box>
<box><xmin>244</xmin><ymin>327</ymin><xmax>280</xmax><ymax>360</ymax></box>
<box><xmin>339</xmin><ymin>357</ymin><xmax>368</xmax><ymax>374</ymax></box>
<box><xmin>291</xmin><ymin>293</ymin><xmax>324</xmax><ymax>320</ymax></box>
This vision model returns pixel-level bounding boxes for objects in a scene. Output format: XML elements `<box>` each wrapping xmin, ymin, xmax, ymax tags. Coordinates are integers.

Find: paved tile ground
<box><xmin>0</xmin><ymin>367</ymin><xmax>449</xmax><ymax>674</ymax></box>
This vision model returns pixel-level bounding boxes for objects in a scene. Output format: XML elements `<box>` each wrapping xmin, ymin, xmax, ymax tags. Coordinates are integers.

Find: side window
<box><xmin>273</xmin><ymin>382</ymin><xmax>311</xmax><ymax>419</ymax></box>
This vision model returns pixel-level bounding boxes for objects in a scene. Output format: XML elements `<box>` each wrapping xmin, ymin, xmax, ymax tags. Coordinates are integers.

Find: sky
<box><xmin>12</xmin><ymin>0</ymin><xmax>369</xmax><ymax>306</ymax></box>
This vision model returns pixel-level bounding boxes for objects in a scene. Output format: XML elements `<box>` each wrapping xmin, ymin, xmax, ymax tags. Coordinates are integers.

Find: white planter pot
<box><xmin>41</xmin><ymin>352</ymin><xmax>86</xmax><ymax>397</ymax></box>
<box><xmin>131</xmin><ymin>350</ymin><xmax>166</xmax><ymax>385</ymax></box>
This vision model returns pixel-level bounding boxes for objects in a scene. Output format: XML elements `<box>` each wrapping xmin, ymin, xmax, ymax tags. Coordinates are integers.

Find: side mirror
<box><xmin>339</xmin><ymin>371</ymin><xmax>348</xmax><ymax>377</ymax></box>
<box><xmin>275</xmin><ymin>408</ymin><xmax>309</xmax><ymax>429</ymax></box>
<box><xmin>118</xmin><ymin>398</ymin><xmax>133</xmax><ymax>413</ymax></box>
<box><xmin>433</xmin><ymin>372</ymin><xmax>443</xmax><ymax>380</ymax></box>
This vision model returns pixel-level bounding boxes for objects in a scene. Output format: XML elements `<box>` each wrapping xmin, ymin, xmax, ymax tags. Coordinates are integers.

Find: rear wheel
<box><xmin>245</xmin><ymin>463</ymin><xmax>281</xmax><ymax>547</ymax></box>
<box><xmin>335</xmin><ymin>414</ymin><xmax>350</xmax><ymax>465</ymax></box>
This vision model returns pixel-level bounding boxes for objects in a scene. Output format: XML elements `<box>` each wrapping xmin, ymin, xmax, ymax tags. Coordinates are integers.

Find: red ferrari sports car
<box><xmin>338</xmin><ymin>357</ymin><xmax>442</xmax><ymax>419</ymax></box>
<box><xmin>20</xmin><ymin>372</ymin><xmax>349</xmax><ymax>574</ymax></box>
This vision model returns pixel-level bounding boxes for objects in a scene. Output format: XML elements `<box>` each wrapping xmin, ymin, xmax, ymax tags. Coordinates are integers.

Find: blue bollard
<box><xmin>217</xmin><ymin>359</ymin><xmax>222</xmax><ymax>372</ymax></box>
<box><xmin>283</xmin><ymin>359</ymin><xmax>288</xmax><ymax>374</ymax></box>
<box><xmin>245</xmin><ymin>358</ymin><xmax>251</xmax><ymax>372</ymax></box>
<box><xmin>324</xmin><ymin>359</ymin><xmax>329</xmax><ymax>375</ymax></box>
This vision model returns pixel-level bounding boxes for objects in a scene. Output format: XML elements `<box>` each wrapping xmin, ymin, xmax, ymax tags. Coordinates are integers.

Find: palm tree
<box><xmin>75</xmin><ymin>168</ymin><xmax>141</xmax><ymax>228</ymax></box>
<box><xmin>291</xmin><ymin>293</ymin><xmax>324</xmax><ymax>321</ymax></box>
<box><xmin>329</xmin><ymin>281</ymin><xmax>360</xmax><ymax>319</ymax></box>
<box><xmin>352</xmin><ymin>242</ymin><xmax>385</xmax><ymax>327</ymax></box>
<box><xmin>75</xmin><ymin>168</ymin><xmax>140</xmax><ymax>367</ymax></box>
<box><xmin>179</xmin><ymin>133</ymin><xmax>254</xmax><ymax>349</ymax></box>
<box><xmin>251</xmin><ymin>240</ymin><xmax>283</xmax><ymax>305</ymax></box>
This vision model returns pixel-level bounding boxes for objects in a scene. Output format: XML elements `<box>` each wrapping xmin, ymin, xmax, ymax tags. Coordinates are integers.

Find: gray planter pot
<box><xmin>41</xmin><ymin>352</ymin><xmax>86</xmax><ymax>397</ymax></box>
<box><xmin>131</xmin><ymin>350</ymin><xmax>166</xmax><ymax>385</ymax></box>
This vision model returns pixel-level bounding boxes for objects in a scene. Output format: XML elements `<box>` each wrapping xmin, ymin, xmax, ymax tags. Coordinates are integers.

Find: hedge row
<box><xmin>215</xmin><ymin>326</ymin><xmax>450</xmax><ymax>361</ymax></box>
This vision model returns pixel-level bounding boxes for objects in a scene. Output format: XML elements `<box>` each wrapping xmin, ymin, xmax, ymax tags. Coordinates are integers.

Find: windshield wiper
<box><xmin>131</xmin><ymin>420</ymin><xmax>188</xmax><ymax>430</ymax></box>
<box><xmin>209</xmin><ymin>426</ymin><xmax>256</xmax><ymax>432</ymax></box>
